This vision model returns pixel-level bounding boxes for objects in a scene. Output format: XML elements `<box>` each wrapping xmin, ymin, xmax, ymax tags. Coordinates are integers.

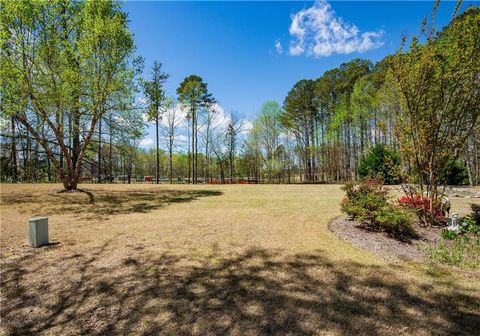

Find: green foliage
<box><xmin>357</xmin><ymin>144</ymin><xmax>402</xmax><ymax>184</ymax></box>
<box><xmin>0</xmin><ymin>0</ymin><xmax>140</xmax><ymax>189</ymax></box>
<box><xmin>427</xmin><ymin>202</ymin><xmax>480</xmax><ymax>269</ymax></box>
<box><xmin>176</xmin><ymin>75</ymin><xmax>214</xmax><ymax>113</ymax></box>
<box><xmin>375</xmin><ymin>206</ymin><xmax>417</xmax><ymax>238</ymax></box>
<box><xmin>470</xmin><ymin>204</ymin><xmax>480</xmax><ymax>226</ymax></box>
<box><xmin>341</xmin><ymin>178</ymin><xmax>389</xmax><ymax>223</ymax></box>
<box><xmin>254</xmin><ymin>101</ymin><xmax>283</xmax><ymax>182</ymax></box>
<box><xmin>460</xmin><ymin>215</ymin><xmax>480</xmax><ymax>235</ymax></box>
<box><xmin>440</xmin><ymin>160</ymin><xmax>469</xmax><ymax>186</ymax></box>
<box><xmin>440</xmin><ymin>228</ymin><xmax>458</xmax><ymax>240</ymax></box>
<box><xmin>392</xmin><ymin>5</ymin><xmax>480</xmax><ymax>224</ymax></box>
<box><xmin>176</xmin><ymin>74</ymin><xmax>215</xmax><ymax>183</ymax></box>
<box><xmin>142</xmin><ymin>62</ymin><xmax>169</xmax><ymax>120</ymax></box>
<box><xmin>281</xmin><ymin>79</ymin><xmax>317</xmax><ymax>181</ymax></box>
<box><xmin>341</xmin><ymin>178</ymin><xmax>417</xmax><ymax>238</ymax></box>
<box><xmin>426</xmin><ymin>236</ymin><xmax>480</xmax><ymax>269</ymax></box>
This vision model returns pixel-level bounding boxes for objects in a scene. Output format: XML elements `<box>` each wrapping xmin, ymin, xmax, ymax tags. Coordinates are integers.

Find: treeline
<box><xmin>1</xmin><ymin>1</ymin><xmax>479</xmax><ymax>188</ymax></box>
<box><xmin>244</xmin><ymin>6</ymin><xmax>480</xmax><ymax>186</ymax></box>
<box><xmin>243</xmin><ymin>56</ymin><xmax>479</xmax><ymax>185</ymax></box>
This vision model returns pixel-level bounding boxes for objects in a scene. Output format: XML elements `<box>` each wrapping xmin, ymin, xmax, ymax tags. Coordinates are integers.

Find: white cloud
<box><xmin>240</xmin><ymin>120</ymin><xmax>253</xmax><ymax>134</ymax></box>
<box><xmin>160</xmin><ymin>102</ymin><xmax>188</xmax><ymax>128</ymax></box>
<box><xmin>288</xmin><ymin>0</ymin><xmax>383</xmax><ymax>57</ymax></box>
<box><xmin>139</xmin><ymin>137</ymin><xmax>154</xmax><ymax>148</ymax></box>
<box><xmin>274</xmin><ymin>40</ymin><xmax>283</xmax><ymax>54</ymax></box>
<box><xmin>210</xmin><ymin>103</ymin><xmax>231</xmax><ymax>129</ymax></box>
<box><xmin>289</xmin><ymin>44</ymin><xmax>304</xmax><ymax>56</ymax></box>
<box><xmin>175</xmin><ymin>134</ymin><xmax>188</xmax><ymax>143</ymax></box>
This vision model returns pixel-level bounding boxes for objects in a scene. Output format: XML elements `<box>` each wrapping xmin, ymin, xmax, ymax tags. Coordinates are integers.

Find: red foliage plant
<box><xmin>398</xmin><ymin>194</ymin><xmax>444</xmax><ymax>222</ymax></box>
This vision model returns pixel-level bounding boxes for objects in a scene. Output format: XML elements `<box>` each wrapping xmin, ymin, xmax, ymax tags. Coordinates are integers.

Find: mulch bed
<box><xmin>329</xmin><ymin>215</ymin><xmax>443</xmax><ymax>262</ymax></box>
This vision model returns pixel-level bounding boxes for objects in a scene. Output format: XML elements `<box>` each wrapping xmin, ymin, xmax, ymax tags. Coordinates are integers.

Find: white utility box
<box><xmin>28</xmin><ymin>217</ymin><xmax>49</xmax><ymax>247</ymax></box>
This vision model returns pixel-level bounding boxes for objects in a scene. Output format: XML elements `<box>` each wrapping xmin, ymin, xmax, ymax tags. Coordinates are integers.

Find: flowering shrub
<box><xmin>341</xmin><ymin>178</ymin><xmax>417</xmax><ymax>238</ymax></box>
<box><xmin>398</xmin><ymin>194</ymin><xmax>444</xmax><ymax>223</ymax></box>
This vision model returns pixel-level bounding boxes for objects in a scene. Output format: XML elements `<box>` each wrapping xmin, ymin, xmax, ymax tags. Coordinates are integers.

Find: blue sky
<box><xmin>124</xmin><ymin>0</ymin><xmax>477</xmax><ymax>146</ymax></box>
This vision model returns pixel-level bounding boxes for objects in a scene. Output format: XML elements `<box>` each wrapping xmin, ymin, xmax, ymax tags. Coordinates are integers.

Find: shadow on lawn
<box><xmin>1</xmin><ymin>243</ymin><xmax>479</xmax><ymax>335</ymax></box>
<box><xmin>1</xmin><ymin>189</ymin><xmax>222</xmax><ymax>220</ymax></box>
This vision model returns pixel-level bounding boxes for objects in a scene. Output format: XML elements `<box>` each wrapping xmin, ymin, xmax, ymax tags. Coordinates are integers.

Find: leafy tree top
<box><xmin>176</xmin><ymin>75</ymin><xmax>215</xmax><ymax>116</ymax></box>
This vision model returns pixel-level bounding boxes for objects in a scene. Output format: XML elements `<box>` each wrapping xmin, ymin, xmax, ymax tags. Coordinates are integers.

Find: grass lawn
<box><xmin>1</xmin><ymin>183</ymin><xmax>479</xmax><ymax>335</ymax></box>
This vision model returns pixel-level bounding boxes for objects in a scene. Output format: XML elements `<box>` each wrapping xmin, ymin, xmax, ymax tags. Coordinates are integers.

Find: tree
<box><xmin>0</xmin><ymin>0</ymin><xmax>140</xmax><ymax>190</ymax></box>
<box><xmin>281</xmin><ymin>80</ymin><xmax>317</xmax><ymax>182</ymax></box>
<box><xmin>201</xmin><ymin>104</ymin><xmax>222</xmax><ymax>183</ymax></box>
<box><xmin>392</xmin><ymin>3</ymin><xmax>480</xmax><ymax>224</ymax></box>
<box><xmin>176</xmin><ymin>75</ymin><xmax>214</xmax><ymax>184</ymax></box>
<box><xmin>254</xmin><ymin>101</ymin><xmax>282</xmax><ymax>183</ymax></box>
<box><xmin>330</xmin><ymin>59</ymin><xmax>372</xmax><ymax>180</ymax></box>
<box><xmin>224</xmin><ymin>111</ymin><xmax>245</xmax><ymax>183</ymax></box>
<box><xmin>242</xmin><ymin>126</ymin><xmax>262</xmax><ymax>183</ymax></box>
<box><xmin>351</xmin><ymin>75</ymin><xmax>375</xmax><ymax>153</ymax></box>
<box><xmin>464</xmin><ymin>124</ymin><xmax>480</xmax><ymax>186</ymax></box>
<box><xmin>161</xmin><ymin>98</ymin><xmax>182</xmax><ymax>183</ymax></box>
<box><xmin>142</xmin><ymin>62</ymin><xmax>169</xmax><ymax>184</ymax></box>
<box><xmin>211</xmin><ymin>129</ymin><xmax>228</xmax><ymax>184</ymax></box>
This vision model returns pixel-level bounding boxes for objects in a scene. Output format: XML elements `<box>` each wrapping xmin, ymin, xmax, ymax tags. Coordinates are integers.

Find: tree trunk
<box><xmin>156</xmin><ymin>115</ymin><xmax>160</xmax><ymax>184</ymax></box>
<box><xmin>11</xmin><ymin>116</ymin><xmax>18</xmax><ymax>183</ymax></box>
<box><xmin>205</xmin><ymin>133</ymin><xmax>209</xmax><ymax>184</ymax></box>
<box><xmin>98</xmin><ymin>118</ymin><xmax>102</xmax><ymax>183</ymax></box>
<box><xmin>169</xmin><ymin>143</ymin><xmax>173</xmax><ymax>184</ymax></box>
<box><xmin>63</xmin><ymin>174</ymin><xmax>78</xmax><ymax>190</ymax></box>
<box><xmin>24</xmin><ymin>127</ymin><xmax>30</xmax><ymax>181</ymax></box>
<box><xmin>187</xmin><ymin>118</ymin><xmax>191</xmax><ymax>184</ymax></box>
<box><xmin>191</xmin><ymin>107</ymin><xmax>196</xmax><ymax>184</ymax></box>
<box><xmin>47</xmin><ymin>156</ymin><xmax>51</xmax><ymax>182</ymax></box>
<box><xmin>72</xmin><ymin>111</ymin><xmax>80</xmax><ymax>171</ymax></box>
<box><xmin>109</xmin><ymin>114</ymin><xmax>113</xmax><ymax>181</ymax></box>
<box><xmin>194</xmin><ymin>113</ymin><xmax>198</xmax><ymax>184</ymax></box>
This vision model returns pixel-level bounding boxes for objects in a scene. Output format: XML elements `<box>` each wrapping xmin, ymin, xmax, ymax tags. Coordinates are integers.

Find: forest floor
<box><xmin>1</xmin><ymin>183</ymin><xmax>479</xmax><ymax>335</ymax></box>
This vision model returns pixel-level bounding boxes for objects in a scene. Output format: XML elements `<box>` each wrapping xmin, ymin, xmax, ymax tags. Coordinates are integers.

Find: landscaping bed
<box><xmin>329</xmin><ymin>215</ymin><xmax>442</xmax><ymax>262</ymax></box>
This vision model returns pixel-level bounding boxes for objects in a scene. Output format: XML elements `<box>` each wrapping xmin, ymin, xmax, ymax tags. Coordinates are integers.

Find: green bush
<box><xmin>341</xmin><ymin>178</ymin><xmax>389</xmax><ymax>223</ymax></box>
<box><xmin>425</xmin><ymin>236</ymin><xmax>480</xmax><ymax>269</ymax></box>
<box><xmin>357</xmin><ymin>144</ymin><xmax>402</xmax><ymax>185</ymax></box>
<box><xmin>441</xmin><ymin>228</ymin><xmax>458</xmax><ymax>240</ymax></box>
<box><xmin>460</xmin><ymin>215</ymin><xmax>480</xmax><ymax>234</ymax></box>
<box><xmin>376</xmin><ymin>206</ymin><xmax>417</xmax><ymax>238</ymax></box>
<box><xmin>341</xmin><ymin>178</ymin><xmax>417</xmax><ymax>238</ymax></box>
<box><xmin>470</xmin><ymin>204</ymin><xmax>480</xmax><ymax>225</ymax></box>
<box><xmin>427</xmin><ymin>203</ymin><xmax>480</xmax><ymax>269</ymax></box>
<box><xmin>440</xmin><ymin>160</ymin><xmax>469</xmax><ymax>186</ymax></box>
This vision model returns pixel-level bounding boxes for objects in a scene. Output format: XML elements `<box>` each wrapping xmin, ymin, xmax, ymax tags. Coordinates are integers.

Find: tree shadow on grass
<box><xmin>1</xmin><ymin>189</ymin><xmax>222</xmax><ymax>220</ymax></box>
<box><xmin>1</xmin><ymin>244</ymin><xmax>479</xmax><ymax>335</ymax></box>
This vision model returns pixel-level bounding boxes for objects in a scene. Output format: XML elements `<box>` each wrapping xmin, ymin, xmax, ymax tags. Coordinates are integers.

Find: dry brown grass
<box><xmin>1</xmin><ymin>183</ymin><xmax>479</xmax><ymax>335</ymax></box>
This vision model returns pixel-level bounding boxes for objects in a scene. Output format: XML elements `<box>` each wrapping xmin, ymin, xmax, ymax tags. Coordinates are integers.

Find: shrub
<box><xmin>427</xmin><ymin>203</ymin><xmax>480</xmax><ymax>269</ymax></box>
<box><xmin>441</xmin><ymin>228</ymin><xmax>458</xmax><ymax>240</ymax></box>
<box><xmin>357</xmin><ymin>144</ymin><xmax>402</xmax><ymax>185</ymax></box>
<box><xmin>341</xmin><ymin>178</ymin><xmax>417</xmax><ymax>238</ymax></box>
<box><xmin>341</xmin><ymin>178</ymin><xmax>389</xmax><ymax>223</ymax></box>
<box><xmin>425</xmin><ymin>236</ymin><xmax>480</xmax><ymax>269</ymax></box>
<box><xmin>440</xmin><ymin>160</ymin><xmax>469</xmax><ymax>186</ymax></box>
<box><xmin>460</xmin><ymin>215</ymin><xmax>480</xmax><ymax>234</ymax></box>
<box><xmin>398</xmin><ymin>194</ymin><xmax>444</xmax><ymax>224</ymax></box>
<box><xmin>376</xmin><ymin>206</ymin><xmax>417</xmax><ymax>238</ymax></box>
<box><xmin>470</xmin><ymin>204</ymin><xmax>480</xmax><ymax>225</ymax></box>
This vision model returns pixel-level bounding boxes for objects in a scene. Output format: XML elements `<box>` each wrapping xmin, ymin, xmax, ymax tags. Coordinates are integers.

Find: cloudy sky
<box><xmin>124</xmin><ymin>0</ymin><xmax>475</xmax><ymax>148</ymax></box>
